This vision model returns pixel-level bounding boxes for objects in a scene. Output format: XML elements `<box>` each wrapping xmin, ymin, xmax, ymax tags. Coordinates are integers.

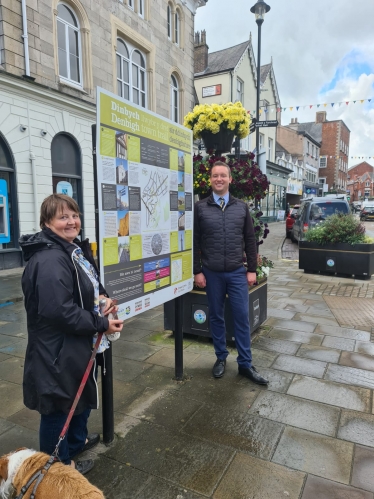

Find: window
<box><xmin>57</xmin><ymin>3</ymin><xmax>82</xmax><ymax>86</ymax></box>
<box><xmin>170</xmin><ymin>74</ymin><xmax>179</xmax><ymax>123</ymax></box>
<box><xmin>128</xmin><ymin>0</ymin><xmax>134</xmax><ymax>10</ymax></box>
<box><xmin>307</xmin><ymin>141</ymin><xmax>310</xmax><ymax>153</ymax></box>
<box><xmin>236</xmin><ymin>78</ymin><xmax>244</xmax><ymax>103</ymax></box>
<box><xmin>0</xmin><ymin>135</ymin><xmax>18</xmax><ymax>250</ymax></box>
<box><xmin>175</xmin><ymin>11</ymin><xmax>180</xmax><ymax>45</ymax></box>
<box><xmin>116</xmin><ymin>38</ymin><xmax>147</xmax><ymax>108</ymax></box>
<box><xmin>259</xmin><ymin>133</ymin><xmax>264</xmax><ymax>151</ymax></box>
<box><xmin>319</xmin><ymin>156</ymin><xmax>327</xmax><ymax>168</ymax></box>
<box><xmin>51</xmin><ymin>134</ymin><xmax>83</xmax><ymax>219</ymax></box>
<box><xmin>366</xmin><ymin>181</ymin><xmax>370</xmax><ymax>187</ymax></box>
<box><xmin>167</xmin><ymin>5</ymin><xmax>172</xmax><ymax>39</ymax></box>
<box><xmin>268</xmin><ymin>138</ymin><xmax>273</xmax><ymax>160</ymax></box>
<box><xmin>138</xmin><ymin>0</ymin><xmax>144</xmax><ymax>17</ymax></box>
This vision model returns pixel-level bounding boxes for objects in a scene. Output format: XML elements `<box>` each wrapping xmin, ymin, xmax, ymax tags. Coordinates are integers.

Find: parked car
<box><xmin>291</xmin><ymin>197</ymin><xmax>350</xmax><ymax>242</ymax></box>
<box><xmin>286</xmin><ymin>205</ymin><xmax>300</xmax><ymax>238</ymax></box>
<box><xmin>360</xmin><ymin>205</ymin><xmax>374</xmax><ymax>221</ymax></box>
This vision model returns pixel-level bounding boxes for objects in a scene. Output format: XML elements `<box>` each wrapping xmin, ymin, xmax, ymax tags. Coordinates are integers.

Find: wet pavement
<box><xmin>1</xmin><ymin>221</ymin><xmax>374</xmax><ymax>498</ymax></box>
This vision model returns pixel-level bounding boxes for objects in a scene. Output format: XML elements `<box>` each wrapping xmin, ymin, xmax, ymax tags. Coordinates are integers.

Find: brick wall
<box><xmin>348</xmin><ymin>162</ymin><xmax>374</xmax><ymax>179</ymax></box>
<box><xmin>194</xmin><ymin>30</ymin><xmax>208</xmax><ymax>74</ymax></box>
<box><xmin>276</xmin><ymin>126</ymin><xmax>303</xmax><ymax>156</ymax></box>
<box><xmin>320</xmin><ymin>119</ymin><xmax>350</xmax><ymax>192</ymax></box>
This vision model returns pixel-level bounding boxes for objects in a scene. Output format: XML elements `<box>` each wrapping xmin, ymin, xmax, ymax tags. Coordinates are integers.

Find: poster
<box><xmin>96</xmin><ymin>88</ymin><xmax>193</xmax><ymax>320</ymax></box>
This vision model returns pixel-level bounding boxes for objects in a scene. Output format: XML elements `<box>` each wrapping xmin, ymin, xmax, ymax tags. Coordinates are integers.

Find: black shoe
<box><xmin>82</xmin><ymin>433</ymin><xmax>100</xmax><ymax>453</ymax></box>
<box><xmin>213</xmin><ymin>359</ymin><xmax>226</xmax><ymax>378</ymax></box>
<box><xmin>238</xmin><ymin>366</ymin><xmax>269</xmax><ymax>385</ymax></box>
<box><xmin>75</xmin><ymin>459</ymin><xmax>94</xmax><ymax>475</ymax></box>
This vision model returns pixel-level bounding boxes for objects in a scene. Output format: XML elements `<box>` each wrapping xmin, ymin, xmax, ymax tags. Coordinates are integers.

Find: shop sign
<box><xmin>202</xmin><ymin>84</ymin><xmax>222</xmax><ymax>98</ymax></box>
<box><xmin>286</xmin><ymin>178</ymin><xmax>302</xmax><ymax>195</ymax></box>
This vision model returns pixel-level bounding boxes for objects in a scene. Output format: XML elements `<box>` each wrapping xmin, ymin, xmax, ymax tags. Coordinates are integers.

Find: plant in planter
<box><xmin>256</xmin><ymin>256</ymin><xmax>274</xmax><ymax>280</ymax></box>
<box><xmin>184</xmin><ymin>102</ymin><xmax>251</xmax><ymax>155</ymax></box>
<box><xmin>300</xmin><ymin>213</ymin><xmax>374</xmax><ymax>279</ymax></box>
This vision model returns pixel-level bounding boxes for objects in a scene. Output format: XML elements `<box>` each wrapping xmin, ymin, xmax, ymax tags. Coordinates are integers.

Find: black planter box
<box><xmin>299</xmin><ymin>241</ymin><xmax>374</xmax><ymax>279</ymax></box>
<box><xmin>164</xmin><ymin>281</ymin><xmax>267</xmax><ymax>340</ymax></box>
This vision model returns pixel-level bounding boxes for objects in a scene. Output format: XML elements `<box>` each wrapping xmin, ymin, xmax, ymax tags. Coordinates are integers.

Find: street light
<box><xmin>250</xmin><ymin>0</ymin><xmax>270</xmax><ymax>165</ymax></box>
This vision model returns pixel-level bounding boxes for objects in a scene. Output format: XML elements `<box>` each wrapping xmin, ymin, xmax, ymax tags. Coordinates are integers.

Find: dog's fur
<box><xmin>0</xmin><ymin>448</ymin><xmax>104</xmax><ymax>499</ymax></box>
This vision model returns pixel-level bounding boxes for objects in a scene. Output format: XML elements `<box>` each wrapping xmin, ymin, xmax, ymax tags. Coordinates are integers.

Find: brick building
<box><xmin>0</xmin><ymin>0</ymin><xmax>206</xmax><ymax>268</ymax></box>
<box><xmin>347</xmin><ymin>162</ymin><xmax>374</xmax><ymax>201</ymax></box>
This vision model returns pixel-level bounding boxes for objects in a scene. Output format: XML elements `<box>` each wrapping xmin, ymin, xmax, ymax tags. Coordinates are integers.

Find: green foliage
<box><xmin>305</xmin><ymin>213</ymin><xmax>366</xmax><ymax>245</ymax></box>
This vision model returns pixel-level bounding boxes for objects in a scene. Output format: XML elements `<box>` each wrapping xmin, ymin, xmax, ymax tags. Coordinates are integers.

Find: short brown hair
<box><xmin>211</xmin><ymin>161</ymin><xmax>231</xmax><ymax>177</ymax></box>
<box><xmin>40</xmin><ymin>194</ymin><xmax>80</xmax><ymax>228</ymax></box>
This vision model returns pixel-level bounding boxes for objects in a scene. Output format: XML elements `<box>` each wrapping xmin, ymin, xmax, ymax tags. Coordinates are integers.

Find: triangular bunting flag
<box><xmin>290</xmin><ymin>107</ymin><xmax>293</xmax><ymax>111</ymax></box>
<box><xmin>331</xmin><ymin>103</ymin><xmax>335</xmax><ymax>107</ymax></box>
<box><xmin>317</xmin><ymin>104</ymin><xmax>320</xmax><ymax>108</ymax></box>
<box><xmin>346</xmin><ymin>102</ymin><xmax>349</xmax><ymax>105</ymax></box>
<box><xmin>361</xmin><ymin>100</ymin><xmax>364</xmax><ymax>103</ymax></box>
<box><xmin>324</xmin><ymin>103</ymin><xmax>327</xmax><ymax>107</ymax></box>
<box><xmin>309</xmin><ymin>105</ymin><xmax>313</xmax><ymax>109</ymax></box>
<box><xmin>369</xmin><ymin>99</ymin><xmax>372</xmax><ymax>102</ymax></box>
<box><xmin>353</xmin><ymin>101</ymin><xmax>356</xmax><ymax>104</ymax></box>
<box><xmin>296</xmin><ymin>106</ymin><xmax>299</xmax><ymax>111</ymax></box>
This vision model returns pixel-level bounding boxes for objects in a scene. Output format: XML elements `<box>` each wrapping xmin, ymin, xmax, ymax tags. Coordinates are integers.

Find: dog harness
<box><xmin>14</xmin><ymin>455</ymin><xmax>60</xmax><ymax>499</ymax></box>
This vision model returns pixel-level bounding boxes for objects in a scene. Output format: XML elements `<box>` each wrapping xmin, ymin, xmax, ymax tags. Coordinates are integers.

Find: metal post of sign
<box><xmin>92</xmin><ymin>124</ymin><xmax>115</xmax><ymax>445</ymax></box>
<box><xmin>174</xmin><ymin>296</ymin><xmax>184</xmax><ymax>381</ymax></box>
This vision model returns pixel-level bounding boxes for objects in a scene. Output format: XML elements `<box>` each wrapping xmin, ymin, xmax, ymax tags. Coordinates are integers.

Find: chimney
<box><xmin>316</xmin><ymin>111</ymin><xmax>327</xmax><ymax>123</ymax></box>
<box><xmin>290</xmin><ymin>118</ymin><xmax>294</xmax><ymax>124</ymax></box>
<box><xmin>295</xmin><ymin>117</ymin><xmax>298</xmax><ymax>124</ymax></box>
<box><xmin>194</xmin><ymin>30</ymin><xmax>209</xmax><ymax>74</ymax></box>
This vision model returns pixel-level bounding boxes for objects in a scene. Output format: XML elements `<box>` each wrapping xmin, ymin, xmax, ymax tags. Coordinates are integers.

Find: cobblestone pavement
<box><xmin>1</xmin><ymin>222</ymin><xmax>374</xmax><ymax>498</ymax></box>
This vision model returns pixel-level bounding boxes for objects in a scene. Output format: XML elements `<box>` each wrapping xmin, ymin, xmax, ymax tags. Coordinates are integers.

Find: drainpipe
<box><xmin>21</xmin><ymin>0</ymin><xmax>31</xmax><ymax>77</ymax></box>
<box><xmin>230</xmin><ymin>71</ymin><xmax>233</xmax><ymax>102</ymax></box>
<box><xmin>30</xmin><ymin>152</ymin><xmax>39</xmax><ymax>231</ymax></box>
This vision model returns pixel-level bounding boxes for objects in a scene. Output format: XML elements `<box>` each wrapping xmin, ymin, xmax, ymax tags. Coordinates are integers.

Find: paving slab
<box><xmin>268</xmin><ymin>328</ymin><xmax>323</xmax><ymax>345</ymax></box>
<box><xmin>283</xmin><ymin>304</ymin><xmax>310</xmax><ymax>313</ymax></box>
<box><xmin>111</xmin><ymin>339</ymin><xmax>162</xmax><ymax>361</ymax></box>
<box><xmin>287</xmin><ymin>375</ymin><xmax>371</xmax><ymax>412</ymax></box>
<box><xmin>0</xmin><ymin>334</ymin><xmax>23</xmax><ymax>349</ymax></box>
<box><xmin>182</xmin><ymin>406</ymin><xmax>283</xmax><ymax>459</ymax></box>
<box><xmin>272</xmin><ymin>354</ymin><xmax>326</xmax><ymax>378</ymax></box>
<box><xmin>120</xmin><ymin>327</ymin><xmax>155</xmax><ymax>342</ymax></box>
<box><xmin>128</xmin><ymin>317</ymin><xmax>165</xmax><ymax>331</ymax></box>
<box><xmin>133</xmin><ymin>364</ymin><xmax>183</xmax><ymax>391</ymax></box>
<box><xmin>316</xmin><ymin>325</ymin><xmax>370</xmax><ymax>341</ymax></box>
<box><xmin>138</xmin><ymin>476</ymin><xmax>206</xmax><ymax>499</ymax></box>
<box><xmin>250</xmin><ymin>347</ymin><xmax>279</xmax><ymax>368</ymax></box>
<box><xmin>304</xmin><ymin>299</ymin><xmax>331</xmax><ymax>309</ymax></box>
<box><xmin>239</xmin><ymin>367</ymin><xmax>294</xmax><ymax>393</ymax></box>
<box><xmin>265</xmin><ymin>318</ymin><xmax>316</xmax><ymax>333</ymax></box>
<box><xmin>104</xmin><ymin>421</ymin><xmax>234</xmax><ymax>496</ymax></box>
<box><xmin>293</xmin><ymin>313</ymin><xmax>339</xmax><ymax>326</ymax></box>
<box><xmin>272</xmin><ymin>427</ymin><xmax>354</xmax><ymax>484</ymax></box>
<box><xmin>339</xmin><ymin>351</ymin><xmax>374</xmax><ymax>372</ymax></box>
<box><xmin>213</xmin><ymin>453</ymin><xmax>305</xmax><ymax>499</ymax></box>
<box><xmin>0</xmin><ymin>356</ymin><xmax>24</xmax><ymax>384</ymax></box>
<box><xmin>267</xmin><ymin>308</ymin><xmax>296</xmax><ymax>319</ymax></box>
<box><xmin>325</xmin><ymin>364</ymin><xmax>374</xmax><ymax>390</ymax></box>
<box><xmin>301</xmin><ymin>474</ymin><xmax>373</xmax><ymax>499</ymax></box>
<box><xmin>290</xmin><ymin>293</ymin><xmax>325</xmax><ymax>301</ymax></box>
<box><xmin>0</xmin><ymin>321</ymin><xmax>28</xmax><ymax>338</ymax></box>
<box><xmin>0</xmin><ymin>380</ymin><xmax>25</xmax><ymax>418</ymax></box>
<box><xmin>322</xmin><ymin>335</ymin><xmax>355</xmax><ymax>351</ymax></box>
<box><xmin>351</xmin><ymin>445</ymin><xmax>374</xmax><ymax>493</ymax></box>
<box><xmin>0</xmin><ymin>424</ymin><xmax>39</xmax><ymax>454</ymax></box>
<box><xmin>252</xmin><ymin>336</ymin><xmax>300</xmax><ymax>355</ymax></box>
<box><xmin>112</xmin><ymin>357</ymin><xmax>153</xmax><ymax>383</ymax></box>
<box><xmin>338</xmin><ymin>410</ymin><xmax>374</xmax><ymax>447</ymax></box>
<box><xmin>7</xmin><ymin>407</ymin><xmax>40</xmax><ymax>432</ymax></box>
<box><xmin>0</xmin><ymin>417</ymin><xmax>15</xmax><ymax>436</ymax></box>
<box><xmin>178</xmin><ymin>373</ymin><xmax>259</xmax><ymax>412</ymax></box>
<box><xmin>0</xmin><ymin>338</ymin><xmax>28</xmax><ymax>358</ymax></box>
<box><xmin>296</xmin><ymin>344</ymin><xmax>341</xmax><ymax>363</ymax></box>
<box><xmin>305</xmin><ymin>307</ymin><xmax>335</xmax><ymax>318</ymax></box>
<box><xmin>144</xmin><ymin>347</ymin><xmax>200</xmax><ymax>368</ymax></box>
<box><xmin>0</xmin><ymin>352</ymin><xmax>10</xmax><ymax>362</ymax></box>
<box><xmin>249</xmin><ymin>391</ymin><xmax>340</xmax><ymax>436</ymax></box>
<box><xmin>355</xmin><ymin>341</ymin><xmax>374</xmax><ymax>356</ymax></box>
<box><xmin>112</xmin><ymin>379</ymin><xmax>149</xmax><ymax>414</ymax></box>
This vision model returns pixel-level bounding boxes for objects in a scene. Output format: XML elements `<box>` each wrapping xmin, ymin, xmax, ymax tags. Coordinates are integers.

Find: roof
<box><xmin>260</xmin><ymin>64</ymin><xmax>271</xmax><ymax>86</ymax></box>
<box><xmin>295</xmin><ymin>122</ymin><xmax>322</xmax><ymax>143</ymax></box>
<box><xmin>196</xmin><ymin>41</ymin><xmax>249</xmax><ymax>76</ymax></box>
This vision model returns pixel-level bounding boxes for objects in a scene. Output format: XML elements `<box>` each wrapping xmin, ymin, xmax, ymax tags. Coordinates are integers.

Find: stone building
<box><xmin>0</xmin><ymin>0</ymin><xmax>205</xmax><ymax>268</ymax></box>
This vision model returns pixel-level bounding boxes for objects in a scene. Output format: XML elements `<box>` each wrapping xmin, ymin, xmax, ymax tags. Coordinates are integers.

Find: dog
<box><xmin>0</xmin><ymin>448</ymin><xmax>105</xmax><ymax>499</ymax></box>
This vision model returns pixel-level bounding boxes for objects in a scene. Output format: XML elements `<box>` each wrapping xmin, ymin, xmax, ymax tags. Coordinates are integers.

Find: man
<box><xmin>193</xmin><ymin>161</ymin><xmax>268</xmax><ymax>385</ymax></box>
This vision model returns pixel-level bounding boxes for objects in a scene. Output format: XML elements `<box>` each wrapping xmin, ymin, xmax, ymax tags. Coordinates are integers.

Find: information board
<box><xmin>96</xmin><ymin>88</ymin><xmax>194</xmax><ymax>320</ymax></box>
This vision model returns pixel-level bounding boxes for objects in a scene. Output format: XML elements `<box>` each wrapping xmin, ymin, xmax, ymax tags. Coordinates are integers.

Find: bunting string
<box><xmin>249</xmin><ymin>97</ymin><xmax>373</xmax><ymax>116</ymax></box>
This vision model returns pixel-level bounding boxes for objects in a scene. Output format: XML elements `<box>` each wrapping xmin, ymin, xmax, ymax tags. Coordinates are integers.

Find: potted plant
<box><xmin>184</xmin><ymin>102</ymin><xmax>251</xmax><ymax>155</ymax></box>
<box><xmin>299</xmin><ymin>213</ymin><xmax>374</xmax><ymax>279</ymax></box>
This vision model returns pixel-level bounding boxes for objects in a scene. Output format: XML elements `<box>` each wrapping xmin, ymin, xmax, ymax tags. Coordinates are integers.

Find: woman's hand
<box><xmin>99</xmin><ymin>295</ymin><xmax>119</xmax><ymax>316</ymax></box>
<box><xmin>105</xmin><ymin>319</ymin><xmax>124</xmax><ymax>335</ymax></box>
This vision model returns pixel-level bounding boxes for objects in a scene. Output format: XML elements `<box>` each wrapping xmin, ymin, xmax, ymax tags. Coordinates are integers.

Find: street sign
<box><xmin>254</xmin><ymin>120</ymin><xmax>278</xmax><ymax>128</ymax></box>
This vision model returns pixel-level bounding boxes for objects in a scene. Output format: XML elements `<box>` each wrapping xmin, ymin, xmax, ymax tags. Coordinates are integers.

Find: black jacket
<box><xmin>193</xmin><ymin>193</ymin><xmax>257</xmax><ymax>274</ymax></box>
<box><xmin>19</xmin><ymin>228</ymin><xmax>109</xmax><ymax>415</ymax></box>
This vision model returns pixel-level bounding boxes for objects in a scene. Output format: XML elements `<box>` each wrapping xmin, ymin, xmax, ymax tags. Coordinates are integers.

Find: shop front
<box><xmin>261</xmin><ymin>161</ymin><xmax>292</xmax><ymax>222</ymax></box>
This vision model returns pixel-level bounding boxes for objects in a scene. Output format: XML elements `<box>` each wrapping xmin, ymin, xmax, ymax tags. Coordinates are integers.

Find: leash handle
<box><xmin>53</xmin><ymin>332</ymin><xmax>103</xmax><ymax>457</ymax></box>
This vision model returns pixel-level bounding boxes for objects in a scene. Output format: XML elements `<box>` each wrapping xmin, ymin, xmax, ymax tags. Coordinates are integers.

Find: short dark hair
<box><xmin>40</xmin><ymin>194</ymin><xmax>81</xmax><ymax>228</ymax></box>
<box><xmin>211</xmin><ymin>161</ymin><xmax>231</xmax><ymax>177</ymax></box>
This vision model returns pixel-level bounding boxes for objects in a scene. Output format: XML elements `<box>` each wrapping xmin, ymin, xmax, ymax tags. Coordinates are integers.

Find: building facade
<box><xmin>0</xmin><ymin>0</ymin><xmax>205</xmax><ymax>268</ymax></box>
<box><xmin>347</xmin><ymin>162</ymin><xmax>374</xmax><ymax>201</ymax></box>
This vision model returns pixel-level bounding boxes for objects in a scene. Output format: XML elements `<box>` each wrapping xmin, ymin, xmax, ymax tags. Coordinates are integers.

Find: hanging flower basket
<box><xmin>200</xmin><ymin>129</ymin><xmax>235</xmax><ymax>156</ymax></box>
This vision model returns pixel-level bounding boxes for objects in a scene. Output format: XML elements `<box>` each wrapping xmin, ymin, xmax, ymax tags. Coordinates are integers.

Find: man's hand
<box><xmin>247</xmin><ymin>272</ymin><xmax>257</xmax><ymax>286</ymax></box>
<box><xmin>194</xmin><ymin>273</ymin><xmax>206</xmax><ymax>288</ymax></box>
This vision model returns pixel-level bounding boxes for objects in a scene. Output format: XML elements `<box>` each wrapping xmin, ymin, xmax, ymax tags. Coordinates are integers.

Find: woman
<box><xmin>20</xmin><ymin>194</ymin><xmax>123</xmax><ymax>475</ymax></box>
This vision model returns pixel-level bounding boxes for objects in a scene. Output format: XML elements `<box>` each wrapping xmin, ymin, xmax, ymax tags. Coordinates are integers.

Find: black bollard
<box><xmin>174</xmin><ymin>296</ymin><xmax>184</xmax><ymax>380</ymax></box>
<box><xmin>101</xmin><ymin>343</ymin><xmax>114</xmax><ymax>444</ymax></box>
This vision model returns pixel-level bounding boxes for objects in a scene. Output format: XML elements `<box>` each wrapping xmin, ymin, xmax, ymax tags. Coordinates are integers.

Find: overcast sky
<box><xmin>195</xmin><ymin>0</ymin><xmax>374</xmax><ymax>167</ymax></box>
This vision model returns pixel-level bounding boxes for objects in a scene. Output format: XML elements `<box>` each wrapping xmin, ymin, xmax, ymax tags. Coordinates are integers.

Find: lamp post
<box><xmin>250</xmin><ymin>0</ymin><xmax>270</xmax><ymax>164</ymax></box>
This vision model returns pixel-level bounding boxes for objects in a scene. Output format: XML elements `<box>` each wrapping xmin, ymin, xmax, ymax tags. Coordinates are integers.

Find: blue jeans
<box><xmin>39</xmin><ymin>409</ymin><xmax>91</xmax><ymax>464</ymax></box>
<box><xmin>204</xmin><ymin>266</ymin><xmax>252</xmax><ymax>369</ymax></box>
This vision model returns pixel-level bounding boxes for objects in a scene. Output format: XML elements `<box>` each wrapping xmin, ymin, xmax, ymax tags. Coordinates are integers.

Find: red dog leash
<box><xmin>52</xmin><ymin>331</ymin><xmax>104</xmax><ymax>457</ymax></box>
